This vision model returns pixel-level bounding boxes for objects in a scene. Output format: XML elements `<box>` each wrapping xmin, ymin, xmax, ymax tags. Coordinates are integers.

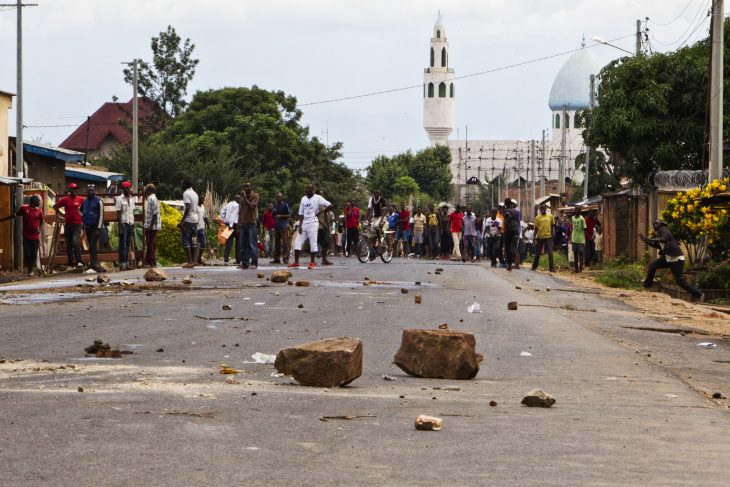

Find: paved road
<box><xmin>1</xmin><ymin>259</ymin><xmax>729</xmax><ymax>486</ymax></box>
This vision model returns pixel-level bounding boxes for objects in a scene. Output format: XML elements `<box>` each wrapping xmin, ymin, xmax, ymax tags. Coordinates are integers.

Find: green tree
<box><xmin>574</xmin><ymin>149</ymin><xmax>619</xmax><ymax>197</ymax></box>
<box><xmin>365</xmin><ymin>146</ymin><xmax>453</xmax><ymax>201</ymax></box>
<box><xmin>584</xmin><ymin>19</ymin><xmax>730</xmax><ymax>186</ymax></box>
<box><xmin>123</xmin><ymin>25</ymin><xmax>199</xmax><ymax>125</ymax></box>
<box><xmin>392</xmin><ymin>176</ymin><xmax>420</xmax><ymax>202</ymax></box>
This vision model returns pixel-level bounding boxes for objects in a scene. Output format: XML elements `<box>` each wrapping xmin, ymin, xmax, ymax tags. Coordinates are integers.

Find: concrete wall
<box><xmin>0</xmin><ymin>93</ymin><xmax>12</xmax><ymax>177</ymax></box>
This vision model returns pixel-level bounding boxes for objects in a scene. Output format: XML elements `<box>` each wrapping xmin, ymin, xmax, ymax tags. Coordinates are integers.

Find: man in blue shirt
<box><xmin>80</xmin><ymin>184</ymin><xmax>104</xmax><ymax>271</ymax></box>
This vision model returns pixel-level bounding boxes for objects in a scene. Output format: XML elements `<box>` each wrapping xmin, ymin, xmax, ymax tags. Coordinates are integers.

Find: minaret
<box><xmin>423</xmin><ymin>11</ymin><xmax>455</xmax><ymax>146</ymax></box>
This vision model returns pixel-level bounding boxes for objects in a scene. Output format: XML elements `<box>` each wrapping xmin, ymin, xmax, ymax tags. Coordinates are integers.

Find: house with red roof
<box><xmin>59</xmin><ymin>98</ymin><xmax>160</xmax><ymax>158</ymax></box>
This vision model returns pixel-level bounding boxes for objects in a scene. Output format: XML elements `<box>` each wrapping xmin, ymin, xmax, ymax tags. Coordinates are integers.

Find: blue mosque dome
<box><xmin>548</xmin><ymin>46</ymin><xmax>601</xmax><ymax>111</ymax></box>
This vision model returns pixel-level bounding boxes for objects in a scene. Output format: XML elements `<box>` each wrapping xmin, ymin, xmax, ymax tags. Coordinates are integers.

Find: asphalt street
<box><xmin>1</xmin><ymin>258</ymin><xmax>729</xmax><ymax>486</ymax></box>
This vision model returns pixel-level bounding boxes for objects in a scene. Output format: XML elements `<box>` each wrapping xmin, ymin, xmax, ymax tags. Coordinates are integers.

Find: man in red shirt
<box><xmin>261</xmin><ymin>203</ymin><xmax>276</xmax><ymax>258</ymax></box>
<box><xmin>343</xmin><ymin>199</ymin><xmax>360</xmax><ymax>257</ymax></box>
<box><xmin>1</xmin><ymin>194</ymin><xmax>44</xmax><ymax>275</ymax></box>
<box><xmin>53</xmin><ymin>183</ymin><xmax>85</xmax><ymax>268</ymax></box>
<box><xmin>449</xmin><ymin>205</ymin><xmax>464</xmax><ymax>261</ymax></box>
<box><xmin>396</xmin><ymin>202</ymin><xmax>411</xmax><ymax>256</ymax></box>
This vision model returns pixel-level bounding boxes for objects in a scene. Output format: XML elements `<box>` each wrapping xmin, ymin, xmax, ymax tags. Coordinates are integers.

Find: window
<box><xmin>555</xmin><ymin>113</ymin><xmax>560</xmax><ymax>129</ymax></box>
<box><xmin>564</xmin><ymin>113</ymin><xmax>570</xmax><ymax>129</ymax></box>
<box><xmin>428</xmin><ymin>82</ymin><xmax>434</xmax><ymax>98</ymax></box>
<box><xmin>450</xmin><ymin>83</ymin><xmax>454</xmax><ymax>98</ymax></box>
<box><xmin>436</xmin><ymin>30</ymin><xmax>441</xmax><ymax>38</ymax></box>
<box><xmin>438</xmin><ymin>82</ymin><xmax>446</xmax><ymax>97</ymax></box>
<box><xmin>441</xmin><ymin>47</ymin><xmax>447</xmax><ymax>67</ymax></box>
<box><xmin>430</xmin><ymin>48</ymin><xmax>434</xmax><ymax>67</ymax></box>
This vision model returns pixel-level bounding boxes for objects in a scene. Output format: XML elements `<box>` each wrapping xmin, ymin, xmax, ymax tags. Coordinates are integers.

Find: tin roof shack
<box><xmin>0</xmin><ymin>89</ymin><xmax>13</xmax><ymax>177</ymax></box>
<box><xmin>9</xmin><ymin>138</ymin><xmax>85</xmax><ymax>194</ymax></box>
<box><xmin>65</xmin><ymin>166</ymin><xmax>123</xmax><ymax>191</ymax></box>
<box><xmin>601</xmin><ymin>188</ymin><xmax>650</xmax><ymax>262</ymax></box>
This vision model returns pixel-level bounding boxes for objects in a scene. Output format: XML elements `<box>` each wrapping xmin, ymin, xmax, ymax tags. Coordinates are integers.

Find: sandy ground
<box><xmin>550</xmin><ymin>269</ymin><xmax>730</xmax><ymax>337</ymax></box>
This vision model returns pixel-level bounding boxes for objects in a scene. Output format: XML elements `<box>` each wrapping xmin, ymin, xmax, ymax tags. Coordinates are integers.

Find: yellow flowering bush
<box><xmin>157</xmin><ymin>202</ymin><xmax>186</xmax><ymax>264</ymax></box>
<box><xmin>661</xmin><ymin>178</ymin><xmax>730</xmax><ymax>263</ymax></box>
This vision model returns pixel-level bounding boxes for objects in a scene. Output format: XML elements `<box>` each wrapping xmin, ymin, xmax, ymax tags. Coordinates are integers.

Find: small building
<box><xmin>601</xmin><ymin>188</ymin><xmax>649</xmax><ymax>261</ymax></box>
<box><xmin>0</xmin><ymin>89</ymin><xmax>14</xmax><ymax>177</ymax></box>
<box><xmin>59</xmin><ymin>98</ymin><xmax>159</xmax><ymax>158</ymax></box>
<box><xmin>10</xmin><ymin>137</ymin><xmax>85</xmax><ymax>194</ymax></box>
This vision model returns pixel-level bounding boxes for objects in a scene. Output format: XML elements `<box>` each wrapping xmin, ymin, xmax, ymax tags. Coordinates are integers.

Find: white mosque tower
<box><xmin>423</xmin><ymin>11</ymin><xmax>455</xmax><ymax>146</ymax></box>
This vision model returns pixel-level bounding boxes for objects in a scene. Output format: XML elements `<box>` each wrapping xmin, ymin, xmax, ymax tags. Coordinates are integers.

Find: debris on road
<box><xmin>319</xmin><ymin>415</ymin><xmax>376</xmax><ymax>422</ymax></box>
<box><xmin>489</xmin><ymin>400</ymin><xmax>497</xmax><ymax>407</ymax></box>
<box><xmin>697</xmin><ymin>342</ymin><xmax>718</xmax><ymax>349</ymax></box>
<box><xmin>270</xmin><ymin>270</ymin><xmax>292</xmax><ymax>283</ymax></box>
<box><xmin>219</xmin><ymin>365</ymin><xmax>240</xmax><ymax>374</ymax></box>
<box><xmin>438</xmin><ymin>323</ymin><xmax>448</xmax><ymax>329</ymax></box>
<box><xmin>401</xmin><ymin>288</ymin><xmax>409</xmax><ymax>294</ymax></box>
<box><xmin>712</xmin><ymin>392</ymin><xmax>724</xmax><ymax>399</ymax></box>
<box><xmin>96</xmin><ymin>274</ymin><xmax>110</xmax><ymax>284</ymax></box>
<box><xmin>144</xmin><ymin>268</ymin><xmax>167</xmax><ymax>282</ymax></box>
<box><xmin>194</xmin><ymin>315</ymin><xmax>252</xmax><ymax>321</ymax></box>
<box><xmin>515</xmin><ymin>286</ymin><xmax>522</xmax><ymax>290</ymax></box>
<box><xmin>77</xmin><ymin>387</ymin><xmax>84</xmax><ymax>392</ymax></box>
<box><xmin>257</xmin><ymin>272</ymin><xmax>265</xmax><ymax>279</ymax></box>
<box><xmin>295</xmin><ymin>280</ymin><xmax>310</xmax><ymax>287</ymax></box>
<box><xmin>507</xmin><ymin>301</ymin><xmax>518</xmax><ymax>311</ymax></box>
<box><xmin>162</xmin><ymin>410</ymin><xmax>215</xmax><ymax>418</ymax></box>
<box><xmin>182</xmin><ymin>276</ymin><xmax>193</xmax><ymax>285</ymax></box>
<box><xmin>520</xmin><ymin>351</ymin><xmax>532</xmax><ymax>357</ymax></box>
<box><xmin>383</xmin><ymin>375</ymin><xmax>396</xmax><ymax>381</ymax></box>
<box><xmin>252</xmin><ymin>352</ymin><xmax>276</xmax><ymax>364</ymax></box>
<box><xmin>435</xmin><ymin>268</ymin><xmax>444</xmax><ymax>272</ymax></box>
<box><xmin>274</xmin><ymin>337</ymin><xmax>363</xmax><ymax>387</ymax></box>
<box><xmin>414</xmin><ymin>294</ymin><xmax>422</xmax><ymax>304</ymax></box>
<box><xmin>156</xmin><ymin>348</ymin><xmax>164</xmax><ymax>353</ymax></box>
<box><xmin>467</xmin><ymin>302</ymin><xmax>482</xmax><ymax>313</ymax></box>
<box><xmin>84</xmin><ymin>340</ymin><xmax>108</xmax><ymax>354</ymax></box>
<box><xmin>222</xmin><ymin>304</ymin><xmax>233</xmax><ymax>311</ymax></box>
<box><xmin>298</xmin><ymin>304</ymin><xmax>304</xmax><ymax>309</ymax></box>
<box><xmin>415</xmin><ymin>415</ymin><xmax>443</xmax><ymax>431</ymax></box>
<box><xmin>521</xmin><ymin>389</ymin><xmax>556</xmax><ymax>408</ymax></box>
<box><xmin>393</xmin><ymin>329</ymin><xmax>482</xmax><ymax>379</ymax></box>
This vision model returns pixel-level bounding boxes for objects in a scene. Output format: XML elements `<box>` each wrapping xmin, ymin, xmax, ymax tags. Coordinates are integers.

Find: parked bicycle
<box><xmin>356</xmin><ymin>222</ymin><xmax>394</xmax><ymax>263</ymax></box>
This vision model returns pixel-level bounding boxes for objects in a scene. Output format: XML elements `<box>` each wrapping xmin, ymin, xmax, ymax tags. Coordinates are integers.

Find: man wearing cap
<box><xmin>570</xmin><ymin>209</ymin><xmax>587</xmax><ymax>273</ymax></box>
<box><xmin>54</xmin><ymin>183</ymin><xmax>85</xmax><ymax>268</ymax></box>
<box><xmin>143</xmin><ymin>184</ymin><xmax>160</xmax><ymax>267</ymax></box>
<box><xmin>1</xmin><ymin>194</ymin><xmax>44</xmax><ymax>275</ymax></box>
<box><xmin>80</xmin><ymin>184</ymin><xmax>104</xmax><ymax>271</ymax></box>
<box><xmin>116</xmin><ymin>181</ymin><xmax>136</xmax><ymax>270</ymax></box>
<box><xmin>531</xmin><ymin>204</ymin><xmax>555</xmax><ymax>272</ymax></box>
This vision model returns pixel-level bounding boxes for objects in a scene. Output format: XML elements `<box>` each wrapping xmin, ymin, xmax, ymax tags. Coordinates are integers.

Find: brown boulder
<box><xmin>270</xmin><ymin>270</ymin><xmax>293</xmax><ymax>283</ymax></box>
<box><xmin>521</xmin><ymin>389</ymin><xmax>556</xmax><ymax>408</ymax></box>
<box><xmin>393</xmin><ymin>329</ymin><xmax>481</xmax><ymax>379</ymax></box>
<box><xmin>274</xmin><ymin>337</ymin><xmax>363</xmax><ymax>387</ymax></box>
<box><xmin>144</xmin><ymin>268</ymin><xmax>168</xmax><ymax>282</ymax></box>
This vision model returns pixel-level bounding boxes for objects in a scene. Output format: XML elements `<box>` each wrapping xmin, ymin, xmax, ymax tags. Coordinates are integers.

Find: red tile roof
<box><xmin>59</xmin><ymin>98</ymin><xmax>159</xmax><ymax>151</ymax></box>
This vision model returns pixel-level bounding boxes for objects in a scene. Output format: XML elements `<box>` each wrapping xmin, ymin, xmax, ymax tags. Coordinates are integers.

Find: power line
<box><xmin>300</xmin><ymin>33</ymin><xmax>636</xmax><ymax>107</ymax></box>
<box><xmin>649</xmin><ymin>0</ymin><xmax>699</xmax><ymax>26</ymax></box>
<box><xmin>649</xmin><ymin>0</ymin><xmax>711</xmax><ymax>46</ymax></box>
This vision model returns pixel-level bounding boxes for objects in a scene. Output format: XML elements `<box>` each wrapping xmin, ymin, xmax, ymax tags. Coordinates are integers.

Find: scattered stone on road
<box><xmin>96</xmin><ymin>274</ymin><xmax>110</xmax><ymax>284</ymax></box>
<box><xmin>414</xmin><ymin>294</ymin><xmax>422</xmax><ymax>304</ymax></box>
<box><xmin>144</xmin><ymin>268</ymin><xmax>167</xmax><ymax>282</ymax></box>
<box><xmin>77</xmin><ymin>387</ymin><xmax>84</xmax><ymax>392</ymax></box>
<box><xmin>222</xmin><ymin>304</ymin><xmax>232</xmax><ymax>310</ymax></box>
<box><xmin>415</xmin><ymin>415</ymin><xmax>443</xmax><ymax>431</ymax></box>
<box><xmin>270</xmin><ymin>270</ymin><xmax>292</xmax><ymax>283</ymax></box>
<box><xmin>489</xmin><ymin>400</ymin><xmax>497</xmax><ymax>407</ymax></box>
<box><xmin>393</xmin><ymin>329</ymin><xmax>482</xmax><ymax>380</ymax></box>
<box><xmin>257</xmin><ymin>272</ymin><xmax>265</xmax><ymax>279</ymax></box>
<box><xmin>219</xmin><ymin>365</ymin><xmax>240</xmax><ymax>374</ymax></box>
<box><xmin>295</xmin><ymin>280</ymin><xmax>310</xmax><ymax>287</ymax></box>
<box><xmin>84</xmin><ymin>340</ymin><xmax>109</xmax><ymax>354</ymax></box>
<box><xmin>383</xmin><ymin>375</ymin><xmax>396</xmax><ymax>381</ymax></box>
<box><xmin>274</xmin><ymin>337</ymin><xmax>363</xmax><ymax>387</ymax></box>
<box><xmin>182</xmin><ymin>276</ymin><xmax>192</xmax><ymax>285</ymax></box>
<box><xmin>507</xmin><ymin>301</ymin><xmax>518</xmax><ymax>310</ymax></box>
<box><xmin>521</xmin><ymin>389</ymin><xmax>556</xmax><ymax>408</ymax></box>
<box><xmin>297</xmin><ymin>304</ymin><xmax>304</xmax><ymax>309</ymax></box>
<box><xmin>401</xmin><ymin>288</ymin><xmax>409</xmax><ymax>294</ymax></box>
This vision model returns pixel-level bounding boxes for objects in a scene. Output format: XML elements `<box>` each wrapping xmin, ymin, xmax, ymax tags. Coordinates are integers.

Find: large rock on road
<box><xmin>393</xmin><ymin>329</ymin><xmax>482</xmax><ymax>379</ymax></box>
<box><xmin>274</xmin><ymin>337</ymin><xmax>363</xmax><ymax>387</ymax></box>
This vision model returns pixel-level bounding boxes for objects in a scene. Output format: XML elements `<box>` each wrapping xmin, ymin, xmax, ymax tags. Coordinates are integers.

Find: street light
<box><xmin>591</xmin><ymin>36</ymin><xmax>634</xmax><ymax>55</ymax></box>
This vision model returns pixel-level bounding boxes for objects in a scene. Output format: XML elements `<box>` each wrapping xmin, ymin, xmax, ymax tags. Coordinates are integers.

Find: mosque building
<box><xmin>423</xmin><ymin>13</ymin><xmax>601</xmax><ymax>213</ymax></box>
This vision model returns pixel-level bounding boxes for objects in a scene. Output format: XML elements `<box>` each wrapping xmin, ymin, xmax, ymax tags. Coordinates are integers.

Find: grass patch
<box><xmin>523</xmin><ymin>250</ymin><xmax>570</xmax><ymax>271</ymax></box>
<box><xmin>595</xmin><ymin>258</ymin><xmax>644</xmax><ymax>289</ymax></box>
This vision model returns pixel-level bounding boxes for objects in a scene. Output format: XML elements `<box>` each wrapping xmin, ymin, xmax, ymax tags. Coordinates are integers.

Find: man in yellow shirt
<box><xmin>531</xmin><ymin>204</ymin><xmax>556</xmax><ymax>272</ymax></box>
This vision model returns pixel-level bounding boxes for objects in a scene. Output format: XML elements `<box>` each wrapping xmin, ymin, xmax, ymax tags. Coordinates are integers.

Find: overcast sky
<box><xmin>0</xmin><ymin>0</ymin><xmax>719</xmax><ymax>171</ymax></box>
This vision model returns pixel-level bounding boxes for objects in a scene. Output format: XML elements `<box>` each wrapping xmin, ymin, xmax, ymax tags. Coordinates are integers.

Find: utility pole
<box><xmin>636</xmin><ymin>19</ymin><xmax>642</xmax><ymax>55</ymax></box>
<box><xmin>122</xmin><ymin>59</ymin><xmax>140</xmax><ymax>193</ymax></box>
<box><xmin>540</xmin><ymin>130</ymin><xmax>546</xmax><ymax>198</ymax></box>
<box><xmin>530</xmin><ymin>139</ymin><xmax>536</xmax><ymax>221</ymax></box>
<box><xmin>2</xmin><ymin>1</ymin><xmax>38</xmax><ymax>270</ymax></box>
<box><xmin>709</xmin><ymin>0</ymin><xmax>724</xmax><ymax>182</ymax></box>
<box><xmin>584</xmin><ymin>74</ymin><xmax>596</xmax><ymax>200</ymax></box>
<box><xmin>559</xmin><ymin>105</ymin><xmax>567</xmax><ymax>198</ymax></box>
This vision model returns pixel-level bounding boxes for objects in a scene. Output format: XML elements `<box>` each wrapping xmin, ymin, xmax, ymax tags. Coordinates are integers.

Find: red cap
<box><xmin>121</xmin><ymin>181</ymin><xmax>132</xmax><ymax>189</ymax></box>
<box><xmin>67</xmin><ymin>183</ymin><xmax>78</xmax><ymax>189</ymax></box>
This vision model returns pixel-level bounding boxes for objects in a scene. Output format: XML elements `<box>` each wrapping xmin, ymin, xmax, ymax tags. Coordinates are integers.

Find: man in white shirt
<box><xmin>143</xmin><ymin>184</ymin><xmax>160</xmax><ymax>267</ymax></box>
<box><xmin>220</xmin><ymin>194</ymin><xmax>241</xmax><ymax>264</ymax></box>
<box><xmin>196</xmin><ymin>202</ymin><xmax>209</xmax><ymax>265</ymax></box>
<box><xmin>179</xmin><ymin>178</ymin><xmax>199</xmax><ymax>268</ymax></box>
<box><xmin>288</xmin><ymin>184</ymin><xmax>332</xmax><ymax>269</ymax></box>
<box><xmin>115</xmin><ymin>181</ymin><xmax>136</xmax><ymax>270</ymax></box>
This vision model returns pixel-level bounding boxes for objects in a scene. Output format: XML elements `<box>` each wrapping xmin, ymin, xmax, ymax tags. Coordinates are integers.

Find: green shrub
<box><xmin>695</xmin><ymin>264</ymin><xmax>730</xmax><ymax>289</ymax></box>
<box><xmin>595</xmin><ymin>258</ymin><xmax>645</xmax><ymax>289</ymax></box>
<box><xmin>157</xmin><ymin>202</ymin><xmax>185</xmax><ymax>264</ymax></box>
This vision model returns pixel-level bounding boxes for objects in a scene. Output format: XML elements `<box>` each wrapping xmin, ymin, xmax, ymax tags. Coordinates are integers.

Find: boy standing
<box><xmin>1</xmin><ymin>195</ymin><xmax>44</xmax><ymax>275</ymax></box>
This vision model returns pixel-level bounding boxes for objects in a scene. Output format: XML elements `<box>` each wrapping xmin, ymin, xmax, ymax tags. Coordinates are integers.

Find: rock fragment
<box><xmin>415</xmin><ymin>415</ymin><xmax>443</xmax><ymax>431</ymax></box>
<box><xmin>96</xmin><ymin>274</ymin><xmax>110</xmax><ymax>284</ymax></box>
<box><xmin>182</xmin><ymin>276</ymin><xmax>193</xmax><ymax>285</ymax></box>
<box><xmin>393</xmin><ymin>329</ymin><xmax>482</xmax><ymax>380</ymax></box>
<box><xmin>295</xmin><ymin>280</ymin><xmax>310</xmax><ymax>287</ymax></box>
<box><xmin>401</xmin><ymin>288</ymin><xmax>409</xmax><ymax>294</ymax></box>
<box><xmin>257</xmin><ymin>272</ymin><xmax>265</xmax><ymax>279</ymax></box>
<box><xmin>521</xmin><ymin>389</ymin><xmax>556</xmax><ymax>408</ymax></box>
<box><xmin>507</xmin><ymin>301</ymin><xmax>518</xmax><ymax>310</ymax></box>
<box><xmin>222</xmin><ymin>304</ymin><xmax>233</xmax><ymax>311</ymax></box>
<box><xmin>489</xmin><ymin>400</ymin><xmax>497</xmax><ymax>407</ymax></box>
<box><xmin>438</xmin><ymin>323</ymin><xmax>448</xmax><ymax>330</ymax></box>
<box><xmin>274</xmin><ymin>337</ymin><xmax>363</xmax><ymax>387</ymax></box>
<box><xmin>270</xmin><ymin>270</ymin><xmax>292</xmax><ymax>283</ymax></box>
<box><xmin>144</xmin><ymin>268</ymin><xmax>167</xmax><ymax>282</ymax></box>
<box><xmin>414</xmin><ymin>294</ymin><xmax>422</xmax><ymax>304</ymax></box>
